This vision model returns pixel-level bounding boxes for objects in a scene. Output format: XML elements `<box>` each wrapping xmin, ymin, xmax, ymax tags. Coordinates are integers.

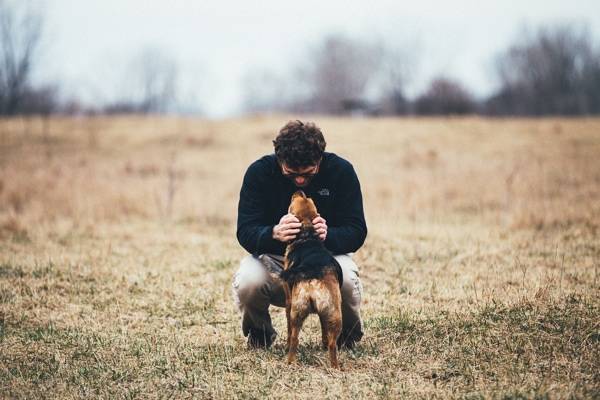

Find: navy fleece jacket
<box><xmin>236</xmin><ymin>152</ymin><xmax>367</xmax><ymax>256</ymax></box>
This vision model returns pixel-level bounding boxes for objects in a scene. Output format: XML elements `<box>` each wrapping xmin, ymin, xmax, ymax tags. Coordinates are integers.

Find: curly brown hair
<box><xmin>273</xmin><ymin>120</ymin><xmax>326</xmax><ymax>168</ymax></box>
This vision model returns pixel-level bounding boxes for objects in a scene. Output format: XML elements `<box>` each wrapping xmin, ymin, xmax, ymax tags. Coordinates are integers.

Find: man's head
<box><xmin>273</xmin><ymin>120</ymin><xmax>326</xmax><ymax>187</ymax></box>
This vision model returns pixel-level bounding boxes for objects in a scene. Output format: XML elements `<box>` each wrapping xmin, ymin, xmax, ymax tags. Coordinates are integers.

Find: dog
<box><xmin>281</xmin><ymin>190</ymin><xmax>343</xmax><ymax>368</ymax></box>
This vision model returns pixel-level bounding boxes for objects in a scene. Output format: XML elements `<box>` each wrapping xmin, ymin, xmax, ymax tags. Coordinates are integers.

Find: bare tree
<box><xmin>300</xmin><ymin>34</ymin><xmax>383</xmax><ymax>114</ymax></box>
<box><xmin>241</xmin><ymin>69</ymin><xmax>291</xmax><ymax>114</ymax></box>
<box><xmin>0</xmin><ymin>0</ymin><xmax>43</xmax><ymax>115</ymax></box>
<box><xmin>105</xmin><ymin>47</ymin><xmax>178</xmax><ymax>114</ymax></box>
<box><xmin>133</xmin><ymin>48</ymin><xmax>178</xmax><ymax>113</ymax></box>
<box><xmin>238</xmin><ymin>34</ymin><xmax>417</xmax><ymax>116</ymax></box>
<box><xmin>377</xmin><ymin>43</ymin><xmax>418</xmax><ymax>115</ymax></box>
<box><xmin>488</xmin><ymin>24</ymin><xmax>600</xmax><ymax>115</ymax></box>
<box><xmin>414</xmin><ymin>77</ymin><xmax>475</xmax><ymax>115</ymax></box>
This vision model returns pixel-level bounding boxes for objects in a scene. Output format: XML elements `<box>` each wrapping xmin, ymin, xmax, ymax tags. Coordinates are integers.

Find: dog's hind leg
<box><xmin>286</xmin><ymin>305</ymin><xmax>291</xmax><ymax>352</ymax></box>
<box><xmin>325</xmin><ymin>316</ymin><xmax>342</xmax><ymax>369</ymax></box>
<box><xmin>287</xmin><ymin>310</ymin><xmax>307</xmax><ymax>365</ymax></box>
<box><xmin>319</xmin><ymin>314</ymin><xmax>328</xmax><ymax>350</ymax></box>
<box><xmin>284</xmin><ymin>283</ymin><xmax>292</xmax><ymax>351</ymax></box>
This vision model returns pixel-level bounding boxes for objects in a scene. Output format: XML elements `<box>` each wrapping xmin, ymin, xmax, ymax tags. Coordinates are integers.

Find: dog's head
<box><xmin>288</xmin><ymin>190</ymin><xmax>318</xmax><ymax>227</ymax></box>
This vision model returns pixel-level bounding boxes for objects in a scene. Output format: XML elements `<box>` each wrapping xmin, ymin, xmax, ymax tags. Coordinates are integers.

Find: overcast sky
<box><xmin>39</xmin><ymin>0</ymin><xmax>600</xmax><ymax>117</ymax></box>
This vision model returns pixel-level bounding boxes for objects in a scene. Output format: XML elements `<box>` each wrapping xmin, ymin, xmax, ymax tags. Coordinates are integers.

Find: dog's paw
<box><xmin>286</xmin><ymin>354</ymin><xmax>298</xmax><ymax>365</ymax></box>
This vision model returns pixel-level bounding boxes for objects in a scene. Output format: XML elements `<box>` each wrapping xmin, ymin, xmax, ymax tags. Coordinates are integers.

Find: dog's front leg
<box><xmin>283</xmin><ymin>283</ymin><xmax>291</xmax><ymax>351</ymax></box>
<box><xmin>287</xmin><ymin>315</ymin><xmax>301</xmax><ymax>365</ymax></box>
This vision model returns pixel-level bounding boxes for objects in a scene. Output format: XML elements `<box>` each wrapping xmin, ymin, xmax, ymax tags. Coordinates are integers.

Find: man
<box><xmin>232</xmin><ymin>120</ymin><xmax>367</xmax><ymax>349</ymax></box>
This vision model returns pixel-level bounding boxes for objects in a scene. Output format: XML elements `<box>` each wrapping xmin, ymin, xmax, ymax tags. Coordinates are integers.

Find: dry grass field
<box><xmin>0</xmin><ymin>115</ymin><xmax>599</xmax><ymax>399</ymax></box>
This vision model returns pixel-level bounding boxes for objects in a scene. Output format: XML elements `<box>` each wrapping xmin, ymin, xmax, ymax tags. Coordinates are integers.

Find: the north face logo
<box><xmin>318</xmin><ymin>188</ymin><xmax>330</xmax><ymax>196</ymax></box>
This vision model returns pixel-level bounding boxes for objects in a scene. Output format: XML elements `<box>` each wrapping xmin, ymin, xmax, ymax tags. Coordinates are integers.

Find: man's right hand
<box><xmin>272</xmin><ymin>213</ymin><xmax>301</xmax><ymax>242</ymax></box>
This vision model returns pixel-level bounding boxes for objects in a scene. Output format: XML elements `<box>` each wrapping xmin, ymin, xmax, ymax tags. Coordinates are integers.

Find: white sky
<box><xmin>39</xmin><ymin>0</ymin><xmax>600</xmax><ymax>117</ymax></box>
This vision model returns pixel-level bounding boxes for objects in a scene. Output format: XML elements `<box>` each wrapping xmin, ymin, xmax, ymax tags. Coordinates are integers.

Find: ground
<box><xmin>0</xmin><ymin>115</ymin><xmax>598</xmax><ymax>399</ymax></box>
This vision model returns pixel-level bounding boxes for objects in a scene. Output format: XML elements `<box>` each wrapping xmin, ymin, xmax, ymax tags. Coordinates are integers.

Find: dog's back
<box><xmin>281</xmin><ymin>233</ymin><xmax>343</xmax><ymax>288</ymax></box>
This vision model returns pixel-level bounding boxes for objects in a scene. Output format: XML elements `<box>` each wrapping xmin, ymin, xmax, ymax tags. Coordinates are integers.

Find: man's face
<box><xmin>280</xmin><ymin>162</ymin><xmax>320</xmax><ymax>188</ymax></box>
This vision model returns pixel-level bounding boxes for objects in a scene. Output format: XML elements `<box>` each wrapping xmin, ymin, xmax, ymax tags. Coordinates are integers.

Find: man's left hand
<box><xmin>312</xmin><ymin>215</ymin><xmax>327</xmax><ymax>241</ymax></box>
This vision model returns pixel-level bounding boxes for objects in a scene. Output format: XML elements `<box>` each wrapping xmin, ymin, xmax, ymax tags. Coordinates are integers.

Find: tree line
<box><xmin>244</xmin><ymin>27</ymin><xmax>600</xmax><ymax>117</ymax></box>
<box><xmin>2</xmin><ymin>1</ymin><xmax>600</xmax><ymax>117</ymax></box>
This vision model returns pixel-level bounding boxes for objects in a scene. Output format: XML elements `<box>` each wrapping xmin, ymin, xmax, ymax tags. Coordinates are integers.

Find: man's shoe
<box><xmin>247</xmin><ymin>328</ymin><xmax>275</xmax><ymax>349</ymax></box>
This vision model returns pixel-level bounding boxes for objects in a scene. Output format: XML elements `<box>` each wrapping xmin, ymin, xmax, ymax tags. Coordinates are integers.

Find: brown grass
<box><xmin>0</xmin><ymin>115</ymin><xmax>599</xmax><ymax>399</ymax></box>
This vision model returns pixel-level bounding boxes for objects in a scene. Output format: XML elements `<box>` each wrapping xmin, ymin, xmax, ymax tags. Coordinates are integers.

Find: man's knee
<box><xmin>334</xmin><ymin>254</ymin><xmax>363</xmax><ymax>306</ymax></box>
<box><xmin>232</xmin><ymin>255</ymin><xmax>270</xmax><ymax>307</ymax></box>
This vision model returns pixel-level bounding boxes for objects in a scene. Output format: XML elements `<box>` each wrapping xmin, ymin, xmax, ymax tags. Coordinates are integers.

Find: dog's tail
<box><xmin>309</xmin><ymin>297</ymin><xmax>317</xmax><ymax>314</ymax></box>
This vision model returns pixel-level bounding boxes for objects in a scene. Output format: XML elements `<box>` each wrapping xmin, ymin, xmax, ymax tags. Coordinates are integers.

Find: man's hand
<box><xmin>272</xmin><ymin>214</ymin><xmax>301</xmax><ymax>242</ymax></box>
<box><xmin>313</xmin><ymin>215</ymin><xmax>327</xmax><ymax>241</ymax></box>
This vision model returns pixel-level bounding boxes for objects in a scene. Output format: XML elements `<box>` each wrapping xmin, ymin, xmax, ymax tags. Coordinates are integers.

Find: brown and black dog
<box><xmin>281</xmin><ymin>190</ymin><xmax>343</xmax><ymax>368</ymax></box>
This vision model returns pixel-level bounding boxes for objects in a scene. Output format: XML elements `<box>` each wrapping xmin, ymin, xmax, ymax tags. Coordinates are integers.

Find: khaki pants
<box><xmin>232</xmin><ymin>253</ymin><xmax>363</xmax><ymax>346</ymax></box>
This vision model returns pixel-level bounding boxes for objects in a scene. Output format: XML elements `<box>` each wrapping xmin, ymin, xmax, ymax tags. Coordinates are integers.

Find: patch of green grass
<box><xmin>4</xmin><ymin>294</ymin><xmax>595</xmax><ymax>399</ymax></box>
<box><xmin>498</xmin><ymin>391</ymin><xmax>552</xmax><ymax>400</ymax></box>
<box><xmin>24</xmin><ymin>323</ymin><xmax>59</xmax><ymax>342</ymax></box>
<box><xmin>31</xmin><ymin>261</ymin><xmax>57</xmax><ymax>278</ymax></box>
<box><xmin>0</xmin><ymin>285</ymin><xmax>14</xmax><ymax>303</ymax></box>
<box><xmin>0</xmin><ymin>261</ymin><xmax>62</xmax><ymax>280</ymax></box>
<box><xmin>367</xmin><ymin>294</ymin><xmax>599</xmax><ymax>396</ymax></box>
<box><xmin>0</xmin><ymin>262</ymin><xmax>25</xmax><ymax>278</ymax></box>
<box><xmin>0</xmin><ymin>317</ymin><xmax>5</xmax><ymax>341</ymax></box>
<box><xmin>11</xmin><ymin>230</ymin><xmax>31</xmax><ymax>244</ymax></box>
<box><xmin>366</xmin><ymin>310</ymin><xmax>416</xmax><ymax>333</ymax></box>
<box><xmin>207</xmin><ymin>259</ymin><xmax>236</xmax><ymax>271</ymax></box>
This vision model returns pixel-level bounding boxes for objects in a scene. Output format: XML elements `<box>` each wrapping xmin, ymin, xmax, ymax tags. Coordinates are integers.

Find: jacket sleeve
<box><xmin>324</xmin><ymin>164</ymin><xmax>368</xmax><ymax>254</ymax></box>
<box><xmin>236</xmin><ymin>164</ymin><xmax>286</xmax><ymax>256</ymax></box>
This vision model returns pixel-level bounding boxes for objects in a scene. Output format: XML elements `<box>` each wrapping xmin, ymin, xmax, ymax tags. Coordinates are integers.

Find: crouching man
<box><xmin>232</xmin><ymin>120</ymin><xmax>367</xmax><ymax>348</ymax></box>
